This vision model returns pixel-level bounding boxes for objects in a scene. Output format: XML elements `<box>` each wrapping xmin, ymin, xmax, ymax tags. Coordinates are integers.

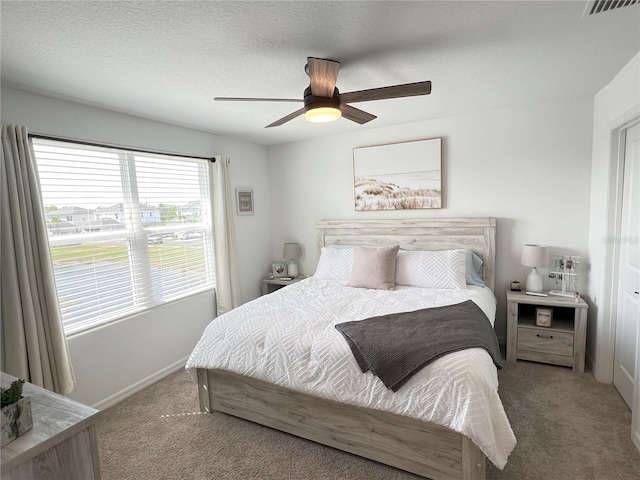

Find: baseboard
<box><xmin>92</xmin><ymin>356</ymin><xmax>189</xmax><ymax>410</ymax></box>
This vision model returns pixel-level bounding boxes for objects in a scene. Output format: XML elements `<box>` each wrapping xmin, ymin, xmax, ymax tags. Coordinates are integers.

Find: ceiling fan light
<box><xmin>304</xmin><ymin>107</ymin><xmax>342</xmax><ymax>123</ymax></box>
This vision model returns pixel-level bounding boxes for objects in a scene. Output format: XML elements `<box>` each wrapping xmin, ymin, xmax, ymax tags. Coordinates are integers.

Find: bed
<box><xmin>187</xmin><ymin>218</ymin><xmax>515</xmax><ymax>480</ymax></box>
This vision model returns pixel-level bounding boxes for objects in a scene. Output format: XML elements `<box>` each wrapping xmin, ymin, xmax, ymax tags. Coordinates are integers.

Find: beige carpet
<box><xmin>97</xmin><ymin>361</ymin><xmax>640</xmax><ymax>480</ymax></box>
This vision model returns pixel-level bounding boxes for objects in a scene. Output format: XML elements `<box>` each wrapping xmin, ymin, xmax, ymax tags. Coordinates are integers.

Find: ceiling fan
<box><xmin>214</xmin><ymin>57</ymin><xmax>432</xmax><ymax>128</ymax></box>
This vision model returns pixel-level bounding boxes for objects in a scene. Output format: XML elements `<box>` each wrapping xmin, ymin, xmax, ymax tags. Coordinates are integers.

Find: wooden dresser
<box><xmin>1</xmin><ymin>372</ymin><xmax>101</xmax><ymax>479</ymax></box>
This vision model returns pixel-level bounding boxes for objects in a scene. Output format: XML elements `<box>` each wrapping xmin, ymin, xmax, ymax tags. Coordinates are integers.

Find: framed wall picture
<box><xmin>353</xmin><ymin>138</ymin><xmax>442</xmax><ymax>211</ymax></box>
<box><xmin>236</xmin><ymin>188</ymin><xmax>254</xmax><ymax>215</ymax></box>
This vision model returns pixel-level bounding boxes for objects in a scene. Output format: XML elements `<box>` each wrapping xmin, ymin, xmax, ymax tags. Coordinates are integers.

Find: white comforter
<box><xmin>186</xmin><ymin>278</ymin><xmax>516</xmax><ymax>468</ymax></box>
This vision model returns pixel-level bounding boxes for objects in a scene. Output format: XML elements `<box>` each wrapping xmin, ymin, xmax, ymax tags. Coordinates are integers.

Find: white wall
<box><xmin>1</xmin><ymin>86</ymin><xmax>272</xmax><ymax>406</ymax></box>
<box><xmin>587</xmin><ymin>53</ymin><xmax>640</xmax><ymax>383</ymax></box>
<box><xmin>267</xmin><ymin>98</ymin><xmax>594</xmax><ymax>340</ymax></box>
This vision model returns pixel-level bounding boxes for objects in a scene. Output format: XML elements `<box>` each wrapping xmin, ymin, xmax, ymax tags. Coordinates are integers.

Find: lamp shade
<box><xmin>283</xmin><ymin>243</ymin><xmax>301</xmax><ymax>260</ymax></box>
<box><xmin>521</xmin><ymin>244</ymin><xmax>549</xmax><ymax>268</ymax></box>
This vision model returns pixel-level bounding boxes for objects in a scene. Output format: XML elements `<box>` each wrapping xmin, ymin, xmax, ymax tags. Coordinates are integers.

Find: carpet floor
<box><xmin>97</xmin><ymin>361</ymin><xmax>640</xmax><ymax>479</ymax></box>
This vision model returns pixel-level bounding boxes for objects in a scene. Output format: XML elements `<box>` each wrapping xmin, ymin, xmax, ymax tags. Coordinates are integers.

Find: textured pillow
<box><xmin>465</xmin><ymin>250</ymin><xmax>485</xmax><ymax>287</ymax></box>
<box><xmin>314</xmin><ymin>247</ymin><xmax>353</xmax><ymax>281</ymax></box>
<box><xmin>348</xmin><ymin>245</ymin><xmax>399</xmax><ymax>290</ymax></box>
<box><xmin>395</xmin><ymin>249</ymin><xmax>467</xmax><ymax>289</ymax></box>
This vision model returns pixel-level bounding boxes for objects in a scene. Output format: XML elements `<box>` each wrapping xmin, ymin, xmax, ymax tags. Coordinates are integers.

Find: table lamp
<box><xmin>283</xmin><ymin>243</ymin><xmax>301</xmax><ymax>278</ymax></box>
<box><xmin>521</xmin><ymin>244</ymin><xmax>549</xmax><ymax>293</ymax></box>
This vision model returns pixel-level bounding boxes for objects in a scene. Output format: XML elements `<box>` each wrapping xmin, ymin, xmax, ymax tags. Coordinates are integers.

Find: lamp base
<box><xmin>526</xmin><ymin>267</ymin><xmax>543</xmax><ymax>293</ymax></box>
<box><xmin>287</xmin><ymin>261</ymin><xmax>299</xmax><ymax>278</ymax></box>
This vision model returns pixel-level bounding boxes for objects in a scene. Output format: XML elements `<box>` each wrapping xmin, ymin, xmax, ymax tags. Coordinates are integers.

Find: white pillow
<box><xmin>395</xmin><ymin>249</ymin><xmax>467</xmax><ymax>289</ymax></box>
<box><xmin>314</xmin><ymin>247</ymin><xmax>353</xmax><ymax>281</ymax></box>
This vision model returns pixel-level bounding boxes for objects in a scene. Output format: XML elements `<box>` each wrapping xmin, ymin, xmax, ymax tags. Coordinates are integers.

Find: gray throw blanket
<box><xmin>335</xmin><ymin>300</ymin><xmax>502</xmax><ymax>392</ymax></box>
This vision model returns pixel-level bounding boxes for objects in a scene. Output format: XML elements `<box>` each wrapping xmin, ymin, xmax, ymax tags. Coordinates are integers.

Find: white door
<box><xmin>613</xmin><ymin>122</ymin><xmax>640</xmax><ymax>409</ymax></box>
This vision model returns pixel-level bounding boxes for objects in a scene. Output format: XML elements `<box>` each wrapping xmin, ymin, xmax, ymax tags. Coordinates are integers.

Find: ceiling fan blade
<box><xmin>307</xmin><ymin>57</ymin><xmax>340</xmax><ymax>97</ymax></box>
<box><xmin>265</xmin><ymin>107</ymin><xmax>306</xmax><ymax>128</ymax></box>
<box><xmin>339</xmin><ymin>104</ymin><xmax>377</xmax><ymax>125</ymax></box>
<box><xmin>338</xmin><ymin>81</ymin><xmax>431</xmax><ymax>104</ymax></box>
<box><xmin>215</xmin><ymin>97</ymin><xmax>303</xmax><ymax>103</ymax></box>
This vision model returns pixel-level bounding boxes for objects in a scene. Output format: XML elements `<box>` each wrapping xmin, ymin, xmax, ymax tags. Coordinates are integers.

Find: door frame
<box><xmin>597</xmin><ymin>115</ymin><xmax>640</xmax><ymax>384</ymax></box>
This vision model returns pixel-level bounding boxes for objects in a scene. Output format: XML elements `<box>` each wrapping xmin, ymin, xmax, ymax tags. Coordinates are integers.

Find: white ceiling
<box><xmin>1</xmin><ymin>1</ymin><xmax>638</xmax><ymax>146</ymax></box>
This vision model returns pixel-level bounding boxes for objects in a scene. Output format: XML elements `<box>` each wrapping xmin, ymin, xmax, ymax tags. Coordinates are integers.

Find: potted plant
<box><xmin>1</xmin><ymin>379</ymin><xmax>33</xmax><ymax>447</ymax></box>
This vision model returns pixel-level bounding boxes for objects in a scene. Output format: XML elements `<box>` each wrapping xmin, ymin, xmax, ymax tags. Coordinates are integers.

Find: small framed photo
<box><xmin>236</xmin><ymin>188</ymin><xmax>254</xmax><ymax>215</ymax></box>
<box><xmin>536</xmin><ymin>307</ymin><xmax>553</xmax><ymax>327</ymax></box>
<box><xmin>272</xmin><ymin>262</ymin><xmax>287</xmax><ymax>278</ymax></box>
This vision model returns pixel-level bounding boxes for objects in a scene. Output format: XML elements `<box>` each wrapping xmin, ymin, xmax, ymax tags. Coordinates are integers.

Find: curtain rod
<box><xmin>29</xmin><ymin>133</ymin><xmax>216</xmax><ymax>163</ymax></box>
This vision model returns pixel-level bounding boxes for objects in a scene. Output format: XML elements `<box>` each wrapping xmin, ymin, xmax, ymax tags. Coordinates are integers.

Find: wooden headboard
<box><xmin>316</xmin><ymin>218</ymin><xmax>496</xmax><ymax>292</ymax></box>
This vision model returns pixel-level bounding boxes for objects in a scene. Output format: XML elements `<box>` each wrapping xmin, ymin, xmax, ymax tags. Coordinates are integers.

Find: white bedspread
<box><xmin>186</xmin><ymin>278</ymin><xmax>516</xmax><ymax>468</ymax></box>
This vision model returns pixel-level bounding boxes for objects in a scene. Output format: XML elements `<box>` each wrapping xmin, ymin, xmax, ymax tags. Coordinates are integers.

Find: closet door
<box><xmin>613</xmin><ymin>122</ymin><xmax>640</xmax><ymax>410</ymax></box>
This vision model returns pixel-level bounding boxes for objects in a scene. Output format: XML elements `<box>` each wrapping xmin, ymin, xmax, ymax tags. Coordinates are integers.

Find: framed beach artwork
<box><xmin>353</xmin><ymin>138</ymin><xmax>442</xmax><ymax>211</ymax></box>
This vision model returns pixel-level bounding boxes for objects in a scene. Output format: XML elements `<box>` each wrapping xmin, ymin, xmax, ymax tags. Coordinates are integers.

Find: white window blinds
<box><xmin>32</xmin><ymin>138</ymin><xmax>216</xmax><ymax>335</ymax></box>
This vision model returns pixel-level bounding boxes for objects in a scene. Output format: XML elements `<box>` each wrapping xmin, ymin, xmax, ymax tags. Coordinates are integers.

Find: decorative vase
<box><xmin>1</xmin><ymin>396</ymin><xmax>33</xmax><ymax>447</ymax></box>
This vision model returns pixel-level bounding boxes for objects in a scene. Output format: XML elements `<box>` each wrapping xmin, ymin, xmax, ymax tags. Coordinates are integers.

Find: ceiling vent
<box><xmin>584</xmin><ymin>0</ymin><xmax>638</xmax><ymax>16</ymax></box>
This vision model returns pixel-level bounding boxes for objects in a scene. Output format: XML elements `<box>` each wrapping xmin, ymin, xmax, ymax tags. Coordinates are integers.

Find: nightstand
<box><xmin>261</xmin><ymin>277</ymin><xmax>302</xmax><ymax>295</ymax></box>
<box><xmin>506</xmin><ymin>290</ymin><xmax>588</xmax><ymax>372</ymax></box>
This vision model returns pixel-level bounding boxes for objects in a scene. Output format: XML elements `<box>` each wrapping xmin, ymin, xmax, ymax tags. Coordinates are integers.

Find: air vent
<box><xmin>584</xmin><ymin>0</ymin><xmax>638</xmax><ymax>16</ymax></box>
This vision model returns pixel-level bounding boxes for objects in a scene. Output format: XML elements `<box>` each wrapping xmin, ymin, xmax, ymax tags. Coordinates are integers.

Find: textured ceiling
<box><xmin>1</xmin><ymin>1</ymin><xmax>639</xmax><ymax>146</ymax></box>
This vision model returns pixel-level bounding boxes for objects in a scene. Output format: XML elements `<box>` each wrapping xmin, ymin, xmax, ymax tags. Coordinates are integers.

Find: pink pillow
<box><xmin>348</xmin><ymin>245</ymin><xmax>399</xmax><ymax>290</ymax></box>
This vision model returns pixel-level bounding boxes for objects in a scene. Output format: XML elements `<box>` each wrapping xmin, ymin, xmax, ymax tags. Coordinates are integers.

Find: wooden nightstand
<box><xmin>506</xmin><ymin>290</ymin><xmax>588</xmax><ymax>372</ymax></box>
<box><xmin>261</xmin><ymin>277</ymin><xmax>302</xmax><ymax>295</ymax></box>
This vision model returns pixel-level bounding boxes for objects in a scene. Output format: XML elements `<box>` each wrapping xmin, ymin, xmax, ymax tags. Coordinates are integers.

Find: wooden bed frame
<box><xmin>197</xmin><ymin>217</ymin><xmax>497</xmax><ymax>480</ymax></box>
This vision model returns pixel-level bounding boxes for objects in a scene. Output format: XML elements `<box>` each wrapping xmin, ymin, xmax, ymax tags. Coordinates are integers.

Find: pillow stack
<box><xmin>315</xmin><ymin>245</ymin><xmax>484</xmax><ymax>291</ymax></box>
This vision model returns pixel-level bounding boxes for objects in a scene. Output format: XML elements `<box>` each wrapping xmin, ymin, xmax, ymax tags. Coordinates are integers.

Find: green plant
<box><xmin>1</xmin><ymin>379</ymin><xmax>25</xmax><ymax>408</ymax></box>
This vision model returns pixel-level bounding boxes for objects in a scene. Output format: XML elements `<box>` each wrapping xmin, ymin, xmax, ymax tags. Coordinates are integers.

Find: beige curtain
<box><xmin>1</xmin><ymin>124</ymin><xmax>75</xmax><ymax>394</ymax></box>
<box><xmin>210</xmin><ymin>155</ymin><xmax>241</xmax><ymax>315</ymax></box>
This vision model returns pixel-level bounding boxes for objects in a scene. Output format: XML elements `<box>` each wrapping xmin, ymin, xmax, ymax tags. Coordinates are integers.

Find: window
<box><xmin>32</xmin><ymin>138</ymin><xmax>216</xmax><ymax>335</ymax></box>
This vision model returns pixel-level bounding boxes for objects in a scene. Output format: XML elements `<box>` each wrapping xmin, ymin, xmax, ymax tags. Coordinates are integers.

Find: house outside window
<box><xmin>32</xmin><ymin>138</ymin><xmax>216</xmax><ymax>335</ymax></box>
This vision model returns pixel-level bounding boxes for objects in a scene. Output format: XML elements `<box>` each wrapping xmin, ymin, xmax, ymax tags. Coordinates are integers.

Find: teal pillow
<box><xmin>466</xmin><ymin>251</ymin><xmax>485</xmax><ymax>287</ymax></box>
